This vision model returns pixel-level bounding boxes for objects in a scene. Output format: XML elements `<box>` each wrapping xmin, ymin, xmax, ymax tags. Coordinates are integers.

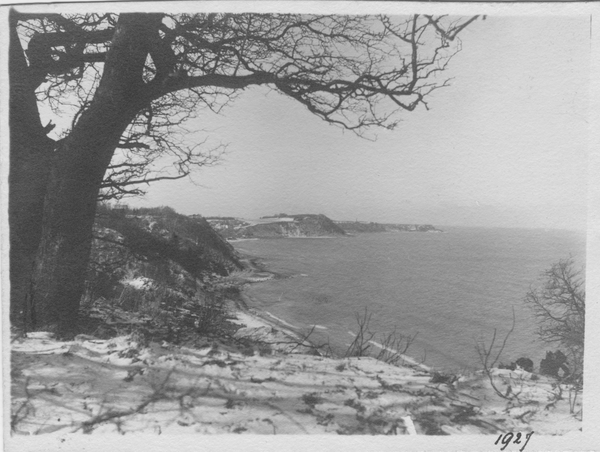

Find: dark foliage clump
<box><xmin>525</xmin><ymin>258</ymin><xmax>585</xmax><ymax>382</ymax></box>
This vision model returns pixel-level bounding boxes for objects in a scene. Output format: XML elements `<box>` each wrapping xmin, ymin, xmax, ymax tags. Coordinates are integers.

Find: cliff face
<box><xmin>335</xmin><ymin>221</ymin><xmax>443</xmax><ymax>233</ymax></box>
<box><xmin>247</xmin><ymin>214</ymin><xmax>346</xmax><ymax>238</ymax></box>
<box><xmin>206</xmin><ymin>214</ymin><xmax>346</xmax><ymax>239</ymax></box>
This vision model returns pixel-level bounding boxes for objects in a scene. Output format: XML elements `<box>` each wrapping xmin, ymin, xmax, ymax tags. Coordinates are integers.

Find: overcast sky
<box><xmin>127</xmin><ymin>15</ymin><xmax>591</xmax><ymax>231</ymax></box>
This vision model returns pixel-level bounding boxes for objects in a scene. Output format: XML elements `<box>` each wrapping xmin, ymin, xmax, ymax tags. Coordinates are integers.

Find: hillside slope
<box><xmin>82</xmin><ymin>205</ymin><xmax>245</xmax><ymax>340</ymax></box>
<box><xmin>93</xmin><ymin>205</ymin><xmax>242</xmax><ymax>274</ymax></box>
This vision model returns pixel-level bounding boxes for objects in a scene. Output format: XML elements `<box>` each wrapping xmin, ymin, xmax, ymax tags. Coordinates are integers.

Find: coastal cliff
<box><xmin>205</xmin><ymin>214</ymin><xmax>443</xmax><ymax>239</ymax></box>
<box><xmin>206</xmin><ymin>214</ymin><xmax>346</xmax><ymax>239</ymax></box>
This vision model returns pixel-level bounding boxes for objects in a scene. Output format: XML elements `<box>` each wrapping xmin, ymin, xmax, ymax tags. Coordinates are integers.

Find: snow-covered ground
<box><xmin>10</xmin><ymin>304</ymin><xmax>582</xmax><ymax>446</ymax></box>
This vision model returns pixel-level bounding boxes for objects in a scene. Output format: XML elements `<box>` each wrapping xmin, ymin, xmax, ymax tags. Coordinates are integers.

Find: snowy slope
<box><xmin>10</xmin><ymin>310</ymin><xmax>581</xmax><ymax>439</ymax></box>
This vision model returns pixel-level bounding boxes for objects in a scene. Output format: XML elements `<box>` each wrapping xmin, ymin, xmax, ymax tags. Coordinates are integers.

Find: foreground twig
<box><xmin>345</xmin><ymin>308</ymin><xmax>376</xmax><ymax>358</ymax></box>
<box><xmin>11</xmin><ymin>377</ymin><xmax>34</xmax><ymax>432</ymax></box>
<box><xmin>475</xmin><ymin>307</ymin><xmax>516</xmax><ymax>400</ymax></box>
<box><xmin>74</xmin><ymin>368</ymin><xmax>175</xmax><ymax>433</ymax></box>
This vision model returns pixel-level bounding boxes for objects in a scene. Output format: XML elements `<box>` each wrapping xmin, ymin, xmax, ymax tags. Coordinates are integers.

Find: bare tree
<box><xmin>10</xmin><ymin>10</ymin><xmax>478</xmax><ymax>335</ymax></box>
<box><xmin>524</xmin><ymin>258</ymin><xmax>585</xmax><ymax>380</ymax></box>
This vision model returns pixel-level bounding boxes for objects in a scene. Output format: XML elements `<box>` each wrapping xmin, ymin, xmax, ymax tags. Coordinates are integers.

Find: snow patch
<box><xmin>25</xmin><ymin>332</ymin><xmax>54</xmax><ymax>340</ymax></box>
<box><xmin>121</xmin><ymin>277</ymin><xmax>153</xmax><ymax>290</ymax></box>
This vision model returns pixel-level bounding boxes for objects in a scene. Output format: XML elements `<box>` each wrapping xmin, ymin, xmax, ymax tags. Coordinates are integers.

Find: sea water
<box><xmin>233</xmin><ymin>227</ymin><xmax>586</xmax><ymax>371</ymax></box>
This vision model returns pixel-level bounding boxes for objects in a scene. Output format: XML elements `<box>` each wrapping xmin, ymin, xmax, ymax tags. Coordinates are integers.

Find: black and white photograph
<box><xmin>3</xmin><ymin>1</ymin><xmax>599</xmax><ymax>450</ymax></box>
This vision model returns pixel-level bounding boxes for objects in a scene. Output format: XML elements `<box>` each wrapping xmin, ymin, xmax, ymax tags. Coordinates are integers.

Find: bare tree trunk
<box><xmin>25</xmin><ymin>14</ymin><xmax>161</xmax><ymax>336</ymax></box>
<box><xmin>29</xmin><ymin>109</ymin><xmax>134</xmax><ymax>334</ymax></box>
<box><xmin>9</xmin><ymin>10</ymin><xmax>54</xmax><ymax>326</ymax></box>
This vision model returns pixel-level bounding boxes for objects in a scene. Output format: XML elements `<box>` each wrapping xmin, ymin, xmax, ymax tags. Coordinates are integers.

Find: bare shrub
<box><xmin>345</xmin><ymin>308</ymin><xmax>376</xmax><ymax>358</ymax></box>
<box><xmin>193</xmin><ymin>289</ymin><xmax>230</xmax><ymax>336</ymax></box>
<box><xmin>524</xmin><ymin>258</ymin><xmax>585</xmax><ymax>382</ymax></box>
<box><xmin>375</xmin><ymin>328</ymin><xmax>418</xmax><ymax>366</ymax></box>
<box><xmin>345</xmin><ymin>307</ymin><xmax>417</xmax><ymax>364</ymax></box>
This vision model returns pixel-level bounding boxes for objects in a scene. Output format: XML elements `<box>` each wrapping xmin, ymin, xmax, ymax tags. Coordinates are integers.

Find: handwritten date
<box><xmin>494</xmin><ymin>431</ymin><xmax>534</xmax><ymax>452</ymax></box>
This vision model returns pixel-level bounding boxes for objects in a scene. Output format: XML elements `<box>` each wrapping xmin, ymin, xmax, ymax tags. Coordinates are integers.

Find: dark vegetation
<box><xmin>95</xmin><ymin>204</ymin><xmax>242</xmax><ymax>277</ymax></box>
<box><xmin>71</xmin><ymin>203</ymin><xmax>246</xmax><ymax>346</ymax></box>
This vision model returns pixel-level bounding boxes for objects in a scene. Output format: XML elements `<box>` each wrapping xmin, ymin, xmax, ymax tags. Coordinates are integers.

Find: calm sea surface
<box><xmin>233</xmin><ymin>227</ymin><xmax>586</xmax><ymax>371</ymax></box>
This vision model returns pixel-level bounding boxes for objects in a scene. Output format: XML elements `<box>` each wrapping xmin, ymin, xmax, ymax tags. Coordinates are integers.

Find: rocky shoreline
<box><xmin>229</xmin><ymin>256</ymin><xmax>321</xmax><ymax>354</ymax></box>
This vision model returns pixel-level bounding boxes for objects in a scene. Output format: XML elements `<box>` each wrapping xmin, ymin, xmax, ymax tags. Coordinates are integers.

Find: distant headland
<box><xmin>334</xmin><ymin>220</ymin><xmax>443</xmax><ymax>234</ymax></box>
<box><xmin>199</xmin><ymin>213</ymin><xmax>443</xmax><ymax>239</ymax></box>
